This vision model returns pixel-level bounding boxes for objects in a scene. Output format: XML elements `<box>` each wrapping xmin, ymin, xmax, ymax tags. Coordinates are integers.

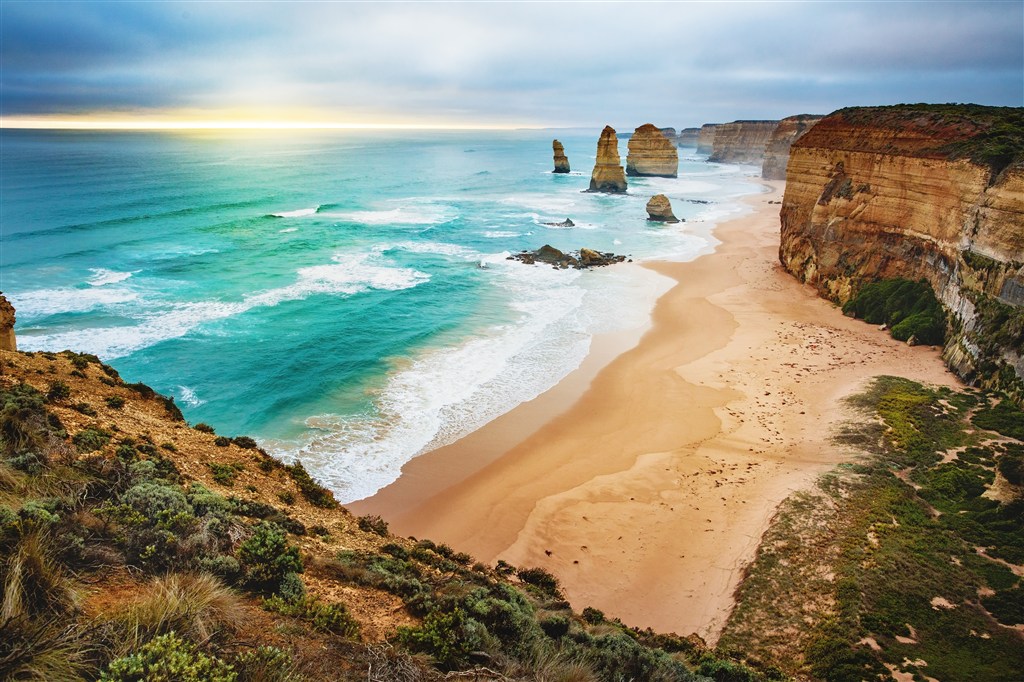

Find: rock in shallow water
<box><xmin>646</xmin><ymin>194</ymin><xmax>681</xmax><ymax>223</ymax></box>
<box><xmin>626</xmin><ymin>124</ymin><xmax>678</xmax><ymax>178</ymax></box>
<box><xmin>552</xmin><ymin>139</ymin><xmax>570</xmax><ymax>173</ymax></box>
<box><xmin>508</xmin><ymin>244</ymin><xmax>628</xmax><ymax>269</ymax></box>
<box><xmin>587</xmin><ymin>126</ymin><xmax>627</xmax><ymax>193</ymax></box>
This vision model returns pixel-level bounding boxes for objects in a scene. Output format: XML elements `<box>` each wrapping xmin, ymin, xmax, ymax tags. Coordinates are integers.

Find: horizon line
<box><xmin>0</xmin><ymin>117</ymin><xmax>557</xmax><ymax>132</ymax></box>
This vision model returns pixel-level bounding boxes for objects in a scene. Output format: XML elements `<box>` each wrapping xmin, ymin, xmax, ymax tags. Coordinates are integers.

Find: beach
<box><xmin>349</xmin><ymin>179</ymin><xmax>961</xmax><ymax>643</ymax></box>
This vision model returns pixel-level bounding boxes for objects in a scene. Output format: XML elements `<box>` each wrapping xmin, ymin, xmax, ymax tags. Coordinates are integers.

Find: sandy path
<box><xmin>349</xmin><ymin>180</ymin><xmax>958</xmax><ymax>643</ymax></box>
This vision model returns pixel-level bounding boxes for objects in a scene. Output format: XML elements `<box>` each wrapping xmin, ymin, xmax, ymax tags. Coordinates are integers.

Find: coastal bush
<box><xmin>208</xmin><ymin>462</ymin><xmax>242</xmax><ymax>486</ymax></box>
<box><xmin>194</xmin><ymin>423</ymin><xmax>216</xmax><ymax>434</ymax></box>
<box><xmin>106</xmin><ymin>396</ymin><xmax>126</xmax><ymax>409</ymax></box>
<box><xmin>231</xmin><ymin>436</ymin><xmax>257</xmax><ymax>449</ymax></box>
<box><xmin>396</xmin><ymin>607</ymin><xmax>481</xmax><ymax>670</ymax></box>
<box><xmin>73</xmin><ymin>401</ymin><xmax>97</xmax><ymax>416</ymax></box>
<box><xmin>284</xmin><ymin>460</ymin><xmax>338</xmax><ymax>509</ymax></box>
<box><xmin>46</xmin><ymin>380</ymin><xmax>71</xmax><ymax>402</ymax></box>
<box><xmin>982</xmin><ymin>586</ymin><xmax>1024</xmax><ymax>626</ymax></box>
<box><xmin>73</xmin><ymin>427</ymin><xmax>112</xmax><ymax>453</ymax></box>
<box><xmin>516</xmin><ymin>567</ymin><xmax>562</xmax><ymax>597</ymax></box>
<box><xmin>262</xmin><ymin>594</ymin><xmax>360</xmax><ymax>638</ymax></box>
<box><xmin>998</xmin><ymin>449</ymin><xmax>1024</xmax><ymax>486</ymax></box>
<box><xmin>100</xmin><ymin>632</ymin><xmax>236</xmax><ymax>682</ymax></box>
<box><xmin>236</xmin><ymin>522</ymin><xmax>302</xmax><ymax>592</ymax></box>
<box><xmin>973</xmin><ymin>399</ymin><xmax>1024</xmax><ymax>439</ymax></box>
<box><xmin>231</xmin><ymin>645</ymin><xmax>294</xmax><ymax>681</ymax></box>
<box><xmin>842</xmin><ymin>278</ymin><xmax>946</xmax><ymax>346</ymax></box>
<box><xmin>214</xmin><ymin>436</ymin><xmax>230</xmax><ymax>447</ymax></box>
<box><xmin>357</xmin><ymin>514</ymin><xmax>389</xmax><ymax>536</ymax></box>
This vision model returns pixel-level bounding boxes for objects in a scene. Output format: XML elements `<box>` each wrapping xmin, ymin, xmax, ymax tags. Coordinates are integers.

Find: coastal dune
<box><xmin>351</xmin><ymin>181</ymin><xmax>958</xmax><ymax>642</ymax></box>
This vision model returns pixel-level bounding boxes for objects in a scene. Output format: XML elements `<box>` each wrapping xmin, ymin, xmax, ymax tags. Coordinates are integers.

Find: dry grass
<box><xmin>1</xmin><ymin>531</ymin><xmax>79</xmax><ymax>621</ymax></box>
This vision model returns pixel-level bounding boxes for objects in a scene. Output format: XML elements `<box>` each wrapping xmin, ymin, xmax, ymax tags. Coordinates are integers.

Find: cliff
<box><xmin>552</xmin><ymin>139</ymin><xmax>570</xmax><ymax>173</ymax></box>
<box><xmin>760</xmin><ymin>114</ymin><xmax>823</xmax><ymax>180</ymax></box>
<box><xmin>626</xmin><ymin>123</ymin><xmax>678</xmax><ymax>177</ymax></box>
<box><xmin>696</xmin><ymin>123</ymin><xmax>720</xmax><ymax>155</ymax></box>
<box><xmin>588</xmin><ymin>125</ymin><xmax>627</xmax><ymax>193</ymax></box>
<box><xmin>678</xmin><ymin>127</ymin><xmax>700</xmax><ymax>147</ymax></box>
<box><xmin>707</xmin><ymin>120</ymin><xmax>780</xmax><ymax>164</ymax></box>
<box><xmin>779</xmin><ymin>104</ymin><xmax>1024</xmax><ymax>398</ymax></box>
<box><xmin>0</xmin><ymin>293</ymin><xmax>15</xmax><ymax>351</ymax></box>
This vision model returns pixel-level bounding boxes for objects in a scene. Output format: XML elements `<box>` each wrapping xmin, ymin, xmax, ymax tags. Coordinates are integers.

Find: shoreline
<box><xmin>349</xmin><ymin>179</ymin><xmax>959</xmax><ymax>642</ymax></box>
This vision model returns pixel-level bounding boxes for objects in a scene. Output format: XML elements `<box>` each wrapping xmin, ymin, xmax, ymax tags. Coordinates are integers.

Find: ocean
<box><xmin>0</xmin><ymin>128</ymin><xmax>762</xmax><ymax>502</ymax></box>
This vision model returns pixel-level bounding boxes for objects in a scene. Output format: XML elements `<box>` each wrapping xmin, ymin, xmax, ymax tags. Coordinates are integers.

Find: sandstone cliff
<box><xmin>678</xmin><ymin>127</ymin><xmax>700</xmax><ymax>147</ymax></box>
<box><xmin>588</xmin><ymin>125</ymin><xmax>627</xmax><ymax>193</ymax></box>
<box><xmin>626</xmin><ymin>124</ymin><xmax>678</xmax><ymax>178</ymax></box>
<box><xmin>708</xmin><ymin>120</ymin><xmax>780</xmax><ymax>164</ymax></box>
<box><xmin>779</xmin><ymin>104</ymin><xmax>1024</xmax><ymax>398</ymax></box>
<box><xmin>761</xmin><ymin>114</ymin><xmax>823</xmax><ymax>180</ymax></box>
<box><xmin>0</xmin><ymin>293</ymin><xmax>16</xmax><ymax>352</ymax></box>
<box><xmin>552</xmin><ymin>139</ymin><xmax>570</xmax><ymax>173</ymax></box>
<box><xmin>646</xmin><ymin>194</ymin><xmax>680</xmax><ymax>223</ymax></box>
<box><xmin>696</xmin><ymin>124</ymin><xmax>720</xmax><ymax>155</ymax></box>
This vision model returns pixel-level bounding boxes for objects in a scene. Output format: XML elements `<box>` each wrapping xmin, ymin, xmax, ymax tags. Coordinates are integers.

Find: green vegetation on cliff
<box><xmin>842</xmin><ymin>278</ymin><xmax>946</xmax><ymax>346</ymax></box>
<box><xmin>721</xmin><ymin>377</ymin><xmax>1024</xmax><ymax>681</ymax></box>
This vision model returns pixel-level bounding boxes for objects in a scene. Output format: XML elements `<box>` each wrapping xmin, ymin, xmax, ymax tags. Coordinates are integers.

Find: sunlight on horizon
<box><xmin>0</xmin><ymin>114</ymin><xmax>538</xmax><ymax>131</ymax></box>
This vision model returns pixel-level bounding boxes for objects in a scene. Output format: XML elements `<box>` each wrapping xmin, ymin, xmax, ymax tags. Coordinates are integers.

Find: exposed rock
<box><xmin>646</xmin><ymin>194</ymin><xmax>681</xmax><ymax>223</ymax></box>
<box><xmin>626</xmin><ymin>124</ymin><xmax>679</xmax><ymax>178</ymax></box>
<box><xmin>779</xmin><ymin>104</ymin><xmax>1024</xmax><ymax>399</ymax></box>
<box><xmin>542</xmin><ymin>218</ymin><xmax>575</xmax><ymax>227</ymax></box>
<box><xmin>587</xmin><ymin>126</ymin><xmax>627</xmax><ymax>193</ymax></box>
<box><xmin>508</xmin><ymin>244</ymin><xmax>627</xmax><ymax>269</ymax></box>
<box><xmin>761</xmin><ymin>114</ymin><xmax>823</xmax><ymax>180</ymax></box>
<box><xmin>552</xmin><ymin>139</ymin><xmax>570</xmax><ymax>174</ymax></box>
<box><xmin>678</xmin><ymin>127</ymin><xmax>701</xmax><ymax>147</ymax></box>
<box><xmin>696</xmin><ymin>124</ymin><xmax>721</xmax><ymax>155</ymax></box>
<box><xmin>708</xmin><ymin>120</ymin><xmax>780</xmax><ymax>164</ymax></box>
<box><xmin>0</xmin><ymin>294</ymin><xmax>15</xmax><ymax>352</ymax></box>
<box><xmin>658</xmin><ymin>127</ymin><xmax>678</xmax><ymax>144</ymax></box>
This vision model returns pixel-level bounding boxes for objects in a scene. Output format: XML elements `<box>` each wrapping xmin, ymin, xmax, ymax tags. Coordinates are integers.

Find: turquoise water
<box><xmin>0</xmin><ymin>129</ymin><xmax>762</xmax><ymax>501</ymax></box>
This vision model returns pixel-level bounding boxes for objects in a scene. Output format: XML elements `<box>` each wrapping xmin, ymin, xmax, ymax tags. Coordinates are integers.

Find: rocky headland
<box><xmin>760</xmin><ymin>114</ymin><xmax>823</xmax><ymax>180</ymax></box>
<box><xmin>707</xmin><ymin>120</ymin><xmax>780</xmax><ymax>164</ymax></box>
<box><xmin>552</xmin><ymin>139</ymin><xmax>570</xmax><ymax>173</ymax></box>
<box><xmin>625</xmin><ymin>123</ymin><xmax>679</xmax><ymax>178</ymax></box>
<box><xmin>646</xmin><ymin>194</ymin><xmax>680</xmax><ymax>223</ymax></box>
<box><xmin>587</xmin><ymin>125</ymin><xmax>627</xmax><ymax>193</ymax></box>
<box><xmin>696</xmin><ymin>123</ymin><xmax>720</xmax><ymax>155</ymax></box>
<box><xmin>779</xmin><ymin>104</ymin><xmax>1024</xmax><ymax>399</ymax></box>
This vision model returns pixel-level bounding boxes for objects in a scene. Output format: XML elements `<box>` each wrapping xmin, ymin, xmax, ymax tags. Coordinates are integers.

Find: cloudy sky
<box><xmin>1</xmin><ymin>0</ymin><xmax>1021</xmax><ymax>129</ymax></box>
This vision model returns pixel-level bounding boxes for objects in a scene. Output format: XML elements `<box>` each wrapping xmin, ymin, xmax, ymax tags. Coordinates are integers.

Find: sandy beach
<box><xmin>349</xmin><ymin>179</ymin><xmax>959</xmax><ymax>643</ymax></box>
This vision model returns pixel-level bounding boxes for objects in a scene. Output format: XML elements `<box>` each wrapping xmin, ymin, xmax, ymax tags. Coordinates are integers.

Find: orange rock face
<box><xmin>0</xmin><ymin>293</ymin><xmax>16</xmax><ymax>352</ymax></box>
<box><xmin>707</xmin><ymin>120</ymin><xmax>780</xmax><ymax>164</ymax></box>
<box><xmin>588</xmin><ymin>126</ymin><xmax>627</xmax><ymax>193</ymax></box>
<box><xmin>779</xmin><ymin>106</ymin><xmax>1024</xmax><ymax>395</ymax></box>
<box><xmin>552</xmin><ymin>139</ymin><xmax>570</xmax><ymax>173</ymax></box>
<box><xmin>626</xmin><ymin>124</ymin><xmax>678</xmax><ymax>178</ymax></box>
<box><xmin>646</xmin><ymin>194</ymin><xmax>679</xmax><ymax>223</ymax></box>
<box><xmin>761</xmin><ymin>114</ymin><xmax>823</xmax><ymax>180</ymax></box>
<box><xmin>696</xmin><ymin>124</ymin><xmax>720</xmax><ymax>155</ymax></box>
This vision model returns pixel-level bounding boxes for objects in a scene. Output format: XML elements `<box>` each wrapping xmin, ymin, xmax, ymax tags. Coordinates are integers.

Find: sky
<box><xmin>1</xmin><ymin>0</ymin><xmax>1021</xmax><ymax>130</ymax></box>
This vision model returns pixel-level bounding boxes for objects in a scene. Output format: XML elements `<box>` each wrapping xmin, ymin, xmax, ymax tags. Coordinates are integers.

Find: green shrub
<box><xmin>999</xmin><ymin>450</ymin><xmax>1024</xmax><ymax>486</ymax></box>
<box><xmin>106</xmin><ymin>396</ymin><xmax>126</xmax><ymax>409</ymax></box>
<box><xmin>516</xmin><ymin>567</ymin><xmax>561</xmax><ymax>596</ymax></box>
<box><xmin>397</xmin><ymin>607</ymin><xmax>480</xmax><ymax>670</ymax></box>
<box><xmin>72</xmin><ymin>401</ymin><xmax>97</xmax><ymax>416</ymax></box>
<box><xmin>214</xmin><ymin>436</ymin><xmax>230</xmax><ymax>448</ymax></box>
<box><xmin>581</xmin><ymin>606</ymin><xmax>605</xmax><ymax>624</ymax></box>
<box><xmin>262</xmin><ymin>594</ymin><xmax>360</xmax><ymax>638</ymax></box>
<box><xmin>842</xmin><ymin>278</ymin><xmax>946</xmax><ymax>346</ymax></box>
<box><xmin>232</xmin><ymin>646</ymin><xmax>294</xmax><ymax>682</ymax></box>
<box><xmin>73</xmin><ymin>427</ymin><xmax>112</xmax><ymax>453</ymax></box>
<box><xmin>194</xmin><ymin>423</ymin><xmax>216</xmax><ymax>434</ymax></box>
<box><xmin>237</xmin><ymin>522</ymin><xmax>302</xmax><ymax>592</ymax></box>
<box><xmin>539</xmin><ymin>614</ymin><xmax>570</xmax><ymax>639</ymax></box>
<box><xmin>46</xmin><ymin>381</ymin><xmax>70</xmax><ymax>402</ymax></box>
<box><xmin>208</xmin><ymin>463</ymin><xmax>242</xmax><ymax>486</ymax></box>
<box><xmin>973</xmin><ymin>400</ymin><xmax>1024</xmax><ymax>440</ymax></box>
<box><xmin>982</xmin><ymin>586</ymin><xmax>1024</xmax><ymax>626</ymax></box>
<box><xmin>232</xmin><ymin>436</ymin><xmax>257</xmax><ymax>450</ymax></box>
<box><xmin>285</xmin><ymin>461</ymin><xmax>338</xmax><ymax>509</ymax></box>
<box><xmin>100</xmin><ymin>632</ymin><xmax>236</xmax><ymax>681</ymax></box>
<box><xmin>277</xmin><ymin>490</ymin><xmax>296</xmax><ymax>505</ymax></box>
<box><xmin>357</xmin><ymin>514</ymin><xmax>389</xmax><ymax>536</ymax></box>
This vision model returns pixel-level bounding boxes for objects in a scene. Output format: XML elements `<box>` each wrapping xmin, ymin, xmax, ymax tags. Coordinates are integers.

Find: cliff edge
<box><xmin>779</xmin><ymin>104</ymin><xmax>1024</xmax><ymax>398</ymax></box>
<box><xmin>707</xmin><ymin>120</ymin><xmax>779</xmax><ymax>164</ymax></box>
<box><xmin>761</xmin><ymin>114</ymin><xmax>823</xmax><ymax>180</ymax></box>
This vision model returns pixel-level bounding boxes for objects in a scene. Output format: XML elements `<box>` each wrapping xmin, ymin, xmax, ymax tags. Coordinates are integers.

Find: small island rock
<box><xmin>646</xmin><ymin>194</ymin><xmax>681</xmax><ymax>223</ymax></box>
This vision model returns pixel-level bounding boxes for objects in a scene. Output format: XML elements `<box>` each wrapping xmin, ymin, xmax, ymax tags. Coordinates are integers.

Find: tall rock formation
<box><xmin>678</xmin><ymin>127</ymin><xmax>700</xmax><ymax>147</ymax></box>
<box><xmin>779</xmin><ymin>104</ymin><xmax>1024</xmax><ymax>399</ymax></box>
<box><xmin>588</xmin><ymin>126</ymin><xmax>627</xmax><ymax>193</ymax></box>
<box><xmin>646</xmin><ymin>194</ymin><xmax>680</xmax><ymax>223</ymax></box>
<box><xmin>761</xmin><ymin>114</ymin><xmax>823</xmax><ymax>180</ymax></box>
<box><xmin>0</xmin><ymin>294</ymin><xmax>16</xmax><ymax>352</ymax></box>
<box><xmin>696</xmin><ymin>124</ymin><xmax>720</xmax><ymax>155</ymax></box>
<box><xmin>708</xmin><ymin>120</ymin><xmax>780</xmax><ymax>164</ymax></box>
<box><xmin>552</xmin><ymin>139</ymin><xmax>570</xmax><ymax>173</ymax></box>
<box><xmin>626</xmin><ymin>124</ymin><xmax>679</xmax><ymax>178</ymax></box>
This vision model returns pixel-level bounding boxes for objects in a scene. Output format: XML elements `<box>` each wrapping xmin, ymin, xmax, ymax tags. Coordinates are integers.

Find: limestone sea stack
<box><xmin>708</xmin><ymin>120</ymin><xmax>780</xmax><ymax>164</ymax></box>
<box><xmin>646</xmin><ymin>194</ymin><xmax>680</xmax><ymax>223</ymax></box>
<box><xmin>696</xmin><ymin>123</ymin><xmax>720</xmax><ymax>155</ymax></box>
<box><xmin>678</xmin><ymin>127</ymin><xmax>700</xmax><ymax>147</ymax></box>
<box><xmin>761</xmin><ymin>114</ymin><xmax>823</xmax><ymax>180</ymax></box>
<box><xmin>626</xmin><ymin>124</ymin><xmax>679</xmax><ymax>178</ymax></box>
<box><xmin>0</xmin><ymin>293</ymin><xmax>16</xmax><ymax>352</ymax></box>
<box><xmin>552</xmin><ymin>139</ymin><xmax>570</xmax><ymax>173</ymax></box>
<box><xmin>588</xmin><ymin>126</ymin><xmax>627</xmax><ymax>193</ymax></box>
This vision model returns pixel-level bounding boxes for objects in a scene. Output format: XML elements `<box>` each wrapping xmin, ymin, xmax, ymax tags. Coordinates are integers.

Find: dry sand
<box><xmin>349</xmin><ymin>180</ymin><xmax>959</xmax><ymax>643</ymax></box>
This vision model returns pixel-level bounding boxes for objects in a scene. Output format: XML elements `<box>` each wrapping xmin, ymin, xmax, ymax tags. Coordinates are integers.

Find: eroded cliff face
<box><xmin>707</xmin><ymin>120</ymin><xmax>779</xmax><ymax>164</ymax></box>
<box><xmin>779</xmin><ymin>105</ymin><xmax>1024</xmax><ymax>397</ymax></box>
<box><xmin>678</xmin><ymin>127</ymin><xmax>700</xmax><ymax>147</ymax></box>
<box><xmin>0</xmin><ymin>294</ymin><xmax>16</xmax><ymax>352</ymax></box>
<box><xmin>588</xmin><ymin>126</ymin><xmax>627</xmax><ymax>193</ymax></box>
<box><xmin>696</xmin><ymin>124</ymin><xmax>719</xmax><ymax>155</ymax></box>
<box><xmin>761</xmin><ymin>114</ymin><xmax>823</xmax><ymax>180</ymax></box>
<box><xmin>626</xmin><ymin>124</ymin><xmax>678</xmax><ymax>177</ymax></box>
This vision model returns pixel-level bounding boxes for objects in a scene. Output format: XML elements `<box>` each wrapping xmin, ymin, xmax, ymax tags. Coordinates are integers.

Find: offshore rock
<box><xmin>678</xmin><ymin>127</ymin><xmax>700</xmax><ymax>147</ymax></box>
<box><xmin>646</xmin><ymin>194</ymin><xmax>681</xmax><ymax>223</ymax></box>
<box><xmin>779</xmin><ymin>104</ymin><xmax>1024</xmax><ymax>399</ymax></box>
<box><xmin>508</xmin><ymin>245</ymin><xmax>627</xmax><ymax>269</ymax></box>
<box><xmin>761</xmin><ymin>114</ymin><xmax>823</xmax><ymax>180</ymax></box>
<box><xmin>708</xmin><ymin>120</ymin><xmax>780</xmax><ymax>164</ymax></box>
<box><xmin>696</xmin><ymin>124</ymin><xmax>721</xmax><ymax>155</ymax></box>
<box><xmin>0</xmin><ymin>294</ymin><xmax>16</xmax><ymax>352</ymax></box>
<box><xmin>552</xmin><ymin>139</ymin><xmax>570</xmax><ymax>173</ymax></box>
<box><xmin>542</xmin><ymin>218</ymin><xmax>575</xmax><ymax>228</ymax></box>
<box><xmin>587</xmin><ymin>126</ymin><xmax>627</xmax><ymax>193</ymax></box>
<box><xmin>626</xmin><ymin>124</ymin><xmax>679</xmax><ymax>178</ymax></box>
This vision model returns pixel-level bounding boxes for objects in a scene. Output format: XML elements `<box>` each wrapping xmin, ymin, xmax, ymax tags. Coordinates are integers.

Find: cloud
<box><xmin>1</xmin><ymin>0</ymin><xmax>1020</xmax><ymax>126</ymax></box>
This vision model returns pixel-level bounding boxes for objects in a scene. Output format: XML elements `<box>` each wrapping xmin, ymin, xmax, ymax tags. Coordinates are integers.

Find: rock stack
<box><xmin>626</xmin><ymin>124</ymin><xmax>679</xmax><ymax>178</ymax></box>
<box><xmin>696</xmin><ymin>124</ymin><xmax>720</xmax><ymax>155</ymax></box>
<box><xmin>646</xmin><ymin>194</ymin><xmax>680</xmax><ymax>223</ymax></box>
<box><xmin>552</xmin><ymin>139</ymin><xmax>570</xmax><ymax>173</ymax></box>
<box><xmin>678</xmin><ymin>127</ymin><xmax>701</xmax><ymax>147</ymax></box>
<box><xmin>0</xmin><ymin>294</ymin><xmax>16</xmax><ymax>352</ymax></box>
<box><xmin>587</xmin><ymin>126</ymin><xmax>627</xmax><ymax>193</ymax></box>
